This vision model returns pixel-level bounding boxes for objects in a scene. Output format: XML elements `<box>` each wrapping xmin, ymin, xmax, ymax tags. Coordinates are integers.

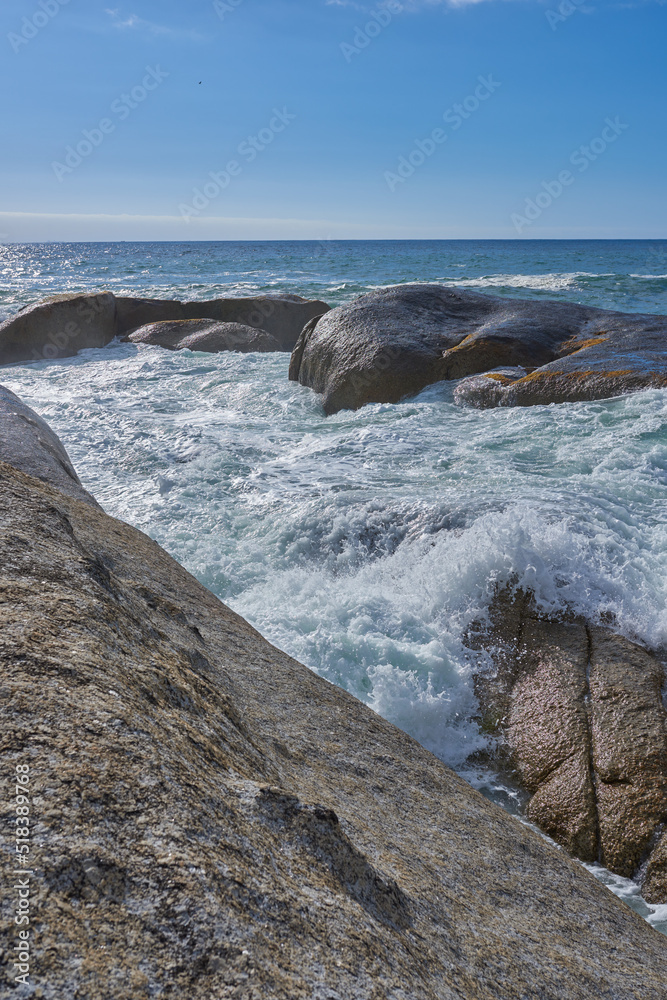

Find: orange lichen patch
<box><xmin>514</xmin><ymin>370</ymin><xmax>563</xmax><ymax>383</ymax></box>
<box><xmin>484</xmin><ymin>373</ymin><xmax>515</xmax><ymax>384</ymax></box>
<box><xmin>514</xmin><ymin>369</ymin><xmax>633</xmax><ymax>385</ymax></box>
<box><xmin>558</xmin><ymin>335</ymin><xmax>609</xmax><ymax>356</ymax></box>
<box><xmin>446</xmin><ymin>333</ymin><xmax>479</xmax><ymax>352</ymax></box>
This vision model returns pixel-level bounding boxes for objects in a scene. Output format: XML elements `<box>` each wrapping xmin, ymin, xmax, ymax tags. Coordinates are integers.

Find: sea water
<box><xmin>1</xmin><ymin>240</ymin><xmax>666</xmax><ymax>932</ymax></box>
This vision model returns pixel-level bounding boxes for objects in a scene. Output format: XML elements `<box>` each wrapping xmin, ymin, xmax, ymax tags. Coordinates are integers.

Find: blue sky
<box><xmin>0</xmin><ymin>0</ymin><xmax>665</xmax><ymax>240</ymax></box>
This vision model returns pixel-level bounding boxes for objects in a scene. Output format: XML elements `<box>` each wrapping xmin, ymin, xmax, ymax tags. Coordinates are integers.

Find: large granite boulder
<box><xmin>0</xmin><ymin>293</ymin><xmax>116</xmax><ymax>365</ymax></box>
<box><xmin>471</xmin><ymin>588</ymin><xmax>667</xmax><ymax>903</ymax></box>
<box><xmin>128</xmin><ymin>319</ymin><xmax>281</xmax><ymax>353</ymax></box>
<box><xmin>0</xmin><ymin>384</ymin><xmax>97</xmax><ymax>506</ymax></box>
<box><xmin>0</xmin><ymin>404</ymin><xmax>665</xmax><ymax>998</ymax></box>
<box><xmin>0</xmin><ymin>294</ymin><xmax>330</xmax><ymax>365</ymax></box>
<box><xmin>289</xmin><ymin>284</ymin><xmax>667</xmax><ymax>414</ymax></box>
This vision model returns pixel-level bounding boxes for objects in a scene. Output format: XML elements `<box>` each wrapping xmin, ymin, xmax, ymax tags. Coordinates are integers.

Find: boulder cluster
<box><xmin>0</xmin><ymin>291</ymin><xmax>329</xmax><ymax>364</ymax></box>
<box><xmin>288</xmin><ymin>284</ymin><xmax>667</xmax><ymax>413</ymax></box>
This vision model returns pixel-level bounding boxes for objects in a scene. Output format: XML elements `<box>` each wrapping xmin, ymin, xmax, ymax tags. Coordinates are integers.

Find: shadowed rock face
<box><xmin>128</xmin><ymin>319</ymin><xmax>281</xmax><ymax>353</ymax></box>
<box><xmin>471</xmin><ymin>589</ymin><xmax>667</xmax><ymax>902</ymax></box>
<box><xmin>0</xmin><ymin>293</ymin><xmax>117</xmax><ymax>365</ymax></box>
<box><xmin>1</xmin><ymin>409</ymin><xmax>666</xmax><ymax>996</ymax></box>
<box><xmin>0</xmin><ymin>293</ymin><xmax>330</xmax><ymax>364</ymax></box>
<box><xmin>289</xmin><ymin>284</ymin><xmax>667</xmax><ymax>413</ymax></box>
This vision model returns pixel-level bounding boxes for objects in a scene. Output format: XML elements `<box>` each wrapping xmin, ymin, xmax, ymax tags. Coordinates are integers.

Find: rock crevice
<box><xmin>472</xmin><ymin>589</ymin><xmax>667</xmax><ymax>901</ymax></box>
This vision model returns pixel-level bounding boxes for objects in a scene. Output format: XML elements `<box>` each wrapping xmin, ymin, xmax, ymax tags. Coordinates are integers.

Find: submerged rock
<box><xmin>0</xmin><ymin>293</ymin><xmax>329</xmax><ymax>364</ymax></box>
<box><xmin>471</xmin><ymin>588</ymin><xmax>667</xmax><ymax>902</ymax></box>
<box><xmin>289</xmin><ymin>284</ymin><xmax>667</xmax><ymax>413</ymax></box>
<box><xmin>0</xmin><ymin>403</ymin><xmax>665</xmax><ymax>998</ymax></box>
<box><xmin>128</xmin><ymin>319</ymin><xmax>281</xmax><ymax>353</ymax></box>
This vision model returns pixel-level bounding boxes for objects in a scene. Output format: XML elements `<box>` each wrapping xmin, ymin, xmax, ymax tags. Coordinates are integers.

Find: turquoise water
<box><xmin>1</xmin><ymin>240</ymin><xmax>666</xmax><ymax>932</ymax></box>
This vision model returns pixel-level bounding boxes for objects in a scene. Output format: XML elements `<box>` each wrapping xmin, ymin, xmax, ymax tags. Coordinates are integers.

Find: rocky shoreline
<box><xmin>1</xmin><ymin>288</ymin><xmax>666</xmax><ymax>995</ymax></box>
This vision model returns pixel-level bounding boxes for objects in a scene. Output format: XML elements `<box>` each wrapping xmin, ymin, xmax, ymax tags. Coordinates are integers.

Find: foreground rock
<box><xmin>128</xmin><ymin>319</ymin><xmax>281</xmax><ymax>353</ymax></box>
<box><xmin>0</xmin><ymin>293</ymin><xmax>329</xmax><ymax>364</ymax></box>
<box><xmin>0</xmin><ymin>399</ymin><xmax>665</xmax><ymax>998</ymax></box>
<box><xmin>471</xmin><ymin>588</ymin><xmax>667</xmax><ymax>903</ymax></box>
<box><xmin>0</xmin><ymin>384</ymin><xmax>98</xmax><ymax>506</ymax></box>
<box><xmin>289</xmin><ymin>284</ymin><xmax>667</xmax><ymax>413</ymax></box>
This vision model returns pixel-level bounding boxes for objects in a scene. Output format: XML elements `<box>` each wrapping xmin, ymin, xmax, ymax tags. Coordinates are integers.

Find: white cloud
<box><xmin>105</xmin><ymin>9</ymin><xmax>204</xmax><ymax>41</ymax></box>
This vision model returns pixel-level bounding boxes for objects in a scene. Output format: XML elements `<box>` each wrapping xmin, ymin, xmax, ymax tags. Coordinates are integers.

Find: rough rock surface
<box><xmin>128</xmin><ymin>319</ymin><xmax>281</xmax><ymax>353</ymax></box>
<box><xmin>0</xmin><ymin>294</ymin><xmax>329</xmax><ymax>364</ymax></box>
<box><xmin>0</xmin><ymin>409</ymin><xmax>665</xmax><ymax>998</ymax></box>
<box><xmin>289</xmin><ymin>284</ymin><xmax>667</xmax><ymax>414</ymax></box>
<box><xmin>471</xmin><ymin>588</ymin><xmax>667</xmax><ymax>902</ymax></box>
<box><xmin>0</xmin><ymin>384</ymin><xmax>97</xmax><ymax>506</ymax></box>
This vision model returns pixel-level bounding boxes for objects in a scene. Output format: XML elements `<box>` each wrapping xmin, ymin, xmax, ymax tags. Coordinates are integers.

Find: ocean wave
<box><xmin>437</xmin><ymin>272</ymin><xmax>615</xmax><ymax>292</ymax></box>
<box><xmin>4</xmin><ymin>346</ymin><xmax>667</xmax><ymax>775</ymax></box>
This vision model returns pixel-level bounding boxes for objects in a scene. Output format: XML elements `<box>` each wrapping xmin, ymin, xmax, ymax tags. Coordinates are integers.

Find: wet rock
<box><xmin>472</xmin><ymin>589</ymin><xmax>667</xmax><ymax>902</ymax></box>
<box><xmin>0</xmin><ymin>383</ymin><xmax>97</xmax><ymax>505</ymax></box>
<box><xmin>455</xmin><ymin>361</ymin><xmax>667</xmax><ymax>409</ymax></box>
<box><xmin>0</xmin><ymin>408</ymin><xmax>665</xmax><ymax>997</ymax></box>
<box><xmin>0</xmin><ymin>292</ymin><xmax>116</xmax><ymax>364</ymax></box>
<box><xmin>290</xmin><ymin>284</ymin><xmax>479</xmax><ymax>414</ymax></box>
<box><xmin>289</xmin><ymin>284</ymin><xmax>667</xmax><ymax>413</ymax></box>
<box><xmin>178</xmin><ymin>322</ymin><xmax>280</xmax><ymax>353</ymax></box>
<box><xmin>128</xmin><ymin>319</ymin><xmax>281</xmax><ymax>353</ymax></box>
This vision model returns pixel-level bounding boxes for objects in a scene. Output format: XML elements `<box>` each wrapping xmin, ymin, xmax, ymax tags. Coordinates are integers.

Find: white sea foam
<box><xmin>438</xmin><ymin>272</ymin><xmax>615</xmax><ymax>292</ymax></box>
<box><xmin>580</xmin><ymin>864</ymin><xmax>667</xmax><ymax>935</ymax></box>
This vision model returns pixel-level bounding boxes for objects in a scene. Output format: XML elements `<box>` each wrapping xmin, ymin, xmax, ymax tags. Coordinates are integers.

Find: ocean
<box><xmin>2</xmin><ymin>239</ymin><xmax>666</xmax><ymax>932</ymax></box>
